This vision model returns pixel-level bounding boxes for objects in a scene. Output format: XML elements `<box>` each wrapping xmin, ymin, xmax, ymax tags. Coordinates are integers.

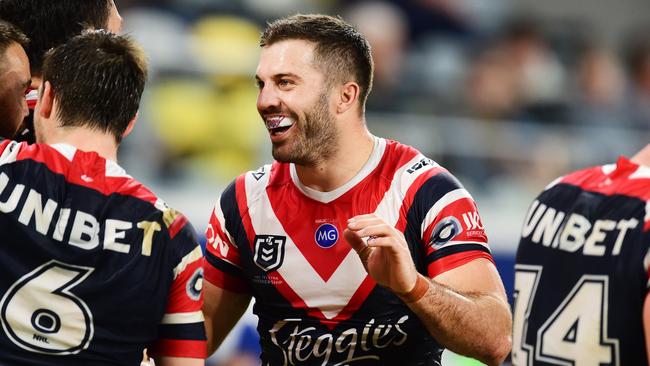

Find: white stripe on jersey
<box><xmin>420</xmin><ymin>188</ymin><xmax>472</xmax><ymax>237</ymax></box>
<box><xmin>105</xmin><ymin>160</ymin><xmax>131</xmax><ymax>179</ymax></box>
<box><xmin>373</xmin><ymin>153</ymin><xmax>441</xmax><ymax>228</ymax></box>
<box><xmin>50</xmin><ymin>143</ymin><xmax>76</xmax><ymax>161</ymax></box>
<box><xmin>434</xmin><ymin>240</ymin><xmax>490</xmax><ymax>251</ymax></box>
<box><xmin>630</xmin><ymin>165</ymin><xmax>650</xmax><ymax>179</ymax></box>
<box><xmin>645</xmin><ymin>200</ymin><xmax>650</xmax><ymax>224</ymax></box>
<box><xmin>154</xmin><ymin>198</ymin><xmax>168</xmax><ymax>212</ymax></box>
<box><xmin>544</xmin><ymin>175</ymin><xmax>565</xmax><ymax>191</ymax></box>
<box><xmin>0</xmin><ymin>141</ymin><xmax>21</xmax><ymax>166</ymax></box>
<box><xmin>161</xmin><ymin>311</ymin><xmax>204</xmax><ymax>325</ymax></box>
<box><xmin>601</xmin><ymin>163</ymin><xmax>616</xmax><ymax>175</ymax></box>
<box><xmin>172</xmin><ymin>246</ymin><xmax>202</xmax><ymax>280</ymax></box>
<box><xmin>246</xmin><ymin>171</ymin><xmax>367</xmax><ymax>320</ymax></box>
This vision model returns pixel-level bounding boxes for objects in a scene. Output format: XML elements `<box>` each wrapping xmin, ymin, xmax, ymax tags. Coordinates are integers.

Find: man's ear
<box><xmin>122</xmin><ymin>111</ymin><xmax>138</xmax><ymax>139</ymax></box>
<box><xmin>336</xmin><ymin>82</ymin><xmax>360</xmax><ymax>114</ymax></box>
<box><xmin>38</xmin><ymin>81</ymin><xmax>53</xmax><ymax>119</ymax></box>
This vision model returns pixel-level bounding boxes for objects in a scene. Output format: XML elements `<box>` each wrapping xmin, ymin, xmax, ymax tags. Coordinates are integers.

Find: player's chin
<box><xmin>271</xmin><ymin>145</ymin><xmax>292</xmax><ymax>163</ymax></box>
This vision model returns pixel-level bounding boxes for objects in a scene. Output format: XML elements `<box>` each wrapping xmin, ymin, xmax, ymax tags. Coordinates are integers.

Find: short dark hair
<box><xmin>42</xmin><ymin>30</ymin><xmax>147</xmax><ymax>143</ymax></box>
<box><xmin>0</xmin><ymin>0</ymin><xmax>112</xmax><ymax>75</ymax></box>
<box><xmin>260</xmin><ymin>14</ymin><xmax>374</xmax><ymax>111</ymax></box>
<box><xmin>0</xmin><ymin>20</ymin><xmax>28</xmax><ymax>57</ymax></box>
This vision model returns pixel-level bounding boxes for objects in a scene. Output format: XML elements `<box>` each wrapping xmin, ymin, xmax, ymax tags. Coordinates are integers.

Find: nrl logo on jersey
<box><xmin>254</xmin><ymin>235</ymin><xmax>286</xmax><ymax>272</ymax></box>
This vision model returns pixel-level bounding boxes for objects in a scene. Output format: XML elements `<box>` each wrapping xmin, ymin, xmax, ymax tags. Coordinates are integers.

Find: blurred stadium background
<box><xmin>114</xmin><ymin>0</ymin><xmax>650</xmax><ymax>364</ymax></box>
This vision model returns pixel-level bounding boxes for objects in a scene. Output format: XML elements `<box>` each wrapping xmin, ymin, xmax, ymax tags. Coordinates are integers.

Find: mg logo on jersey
<box><xmin>254</xmin><ymin>235</ymin><xmax>286</xmax><ymax>272</ymax></box>
<box><xmin>315</xmin><ymin>223</ymin><xmax>338</xmax><ymax>248</ymax></box>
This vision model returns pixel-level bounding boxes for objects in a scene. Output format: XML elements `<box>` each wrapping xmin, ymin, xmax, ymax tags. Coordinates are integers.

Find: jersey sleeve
<box><xmin>414</xmin><ymin>171</ymin><xmax>493</xmax><ymax>278</ymax></box>
<box><xmin>152</xmin><ymin>217</ymin><xmax>207</xmax><ymax>359</ymax></box>
<box><xmin>203</xmin><ymin>181</ymin><xmax>251</xmax><ymax>293</ymax></box>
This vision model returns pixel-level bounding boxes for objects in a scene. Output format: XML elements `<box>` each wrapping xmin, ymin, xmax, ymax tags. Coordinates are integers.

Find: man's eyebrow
<box><xmin>273</xmin><ymin>72</ymin><xmax>302</xmax><ymax>81</ymax></box>
<box><xmin>256</xmin><ymin>72</ymin><xmax>303</xmax><ymax>81</ymax></box>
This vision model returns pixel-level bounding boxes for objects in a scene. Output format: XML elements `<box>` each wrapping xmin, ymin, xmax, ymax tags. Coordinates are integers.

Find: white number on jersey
<box><xmin>0</xmin><ymin>260</ymin><xmax>95</xmax><ymax>354</ymax></box>
<box><xmin>513</xmin><ymin>266</ymin><xmax>620</xmax><ymax>366</ymax></box>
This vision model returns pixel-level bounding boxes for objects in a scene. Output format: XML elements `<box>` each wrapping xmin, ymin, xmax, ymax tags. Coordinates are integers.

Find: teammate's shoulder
<box><xmin>555</xmin><ymin>164</ymin><xmax>606</xmax><ymax>189</ymax></box>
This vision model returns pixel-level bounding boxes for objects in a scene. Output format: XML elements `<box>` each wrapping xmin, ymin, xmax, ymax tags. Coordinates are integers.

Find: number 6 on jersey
<box><xmin>0</xmin><ymin>260</ymin><xmax>94</xmax><ymax>354</ymax></box>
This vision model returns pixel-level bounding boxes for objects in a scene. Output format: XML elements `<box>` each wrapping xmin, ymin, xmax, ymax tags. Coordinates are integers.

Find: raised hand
<box><xmin>344</xmin><ymin>214</ymin><xmax>418</xmax><ymax>295</ymax></box>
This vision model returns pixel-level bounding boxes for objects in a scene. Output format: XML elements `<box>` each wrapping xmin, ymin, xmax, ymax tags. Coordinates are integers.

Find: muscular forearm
<box><xmin>405</xmin><ymin>276</ymin><xmax>512</xmax><ymax>366</ymax></box>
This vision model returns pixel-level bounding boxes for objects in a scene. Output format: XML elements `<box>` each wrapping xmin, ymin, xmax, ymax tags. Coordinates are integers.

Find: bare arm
<box><xmin>202</xmin><ymin>281</ymin><xmax>252</xmax><ymax>356</ymax></box>
<box><xmin>345</xmin><ymin>214</ymin><xmax>512</xmax><ymax>366</ymax></box>
<box><xmin>408</xmin><ymin>259</ymin><xmax>512</xmax><ymax>365</ymax></box>
<box><xmin>158</xmin><ymin>357</ymin><xmax>205</xmax><ymax>366</ymax></box>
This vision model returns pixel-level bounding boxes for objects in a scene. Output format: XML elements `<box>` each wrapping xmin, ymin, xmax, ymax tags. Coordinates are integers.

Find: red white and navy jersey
<box><xmin>513</xmin><ymin>157</ymin><xmax>650</xmax><ymax>366</ymax></box>
<box><xmin>204</xmin><ymin>137</ymin><xmax>492</xmax><ymax>365</ymax></box>
<box><xmin>0</xmin><ymin>141</ymin><xmax>206</xmax><ymax>365</ymax></box>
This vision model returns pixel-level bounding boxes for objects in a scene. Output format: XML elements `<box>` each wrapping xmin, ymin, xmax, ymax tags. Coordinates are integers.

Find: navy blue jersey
<box><xmin>513</xmin><ymin>157</ymin><xmax>650</xmax><ymax>366</ymax></box>
<box><xmin>204</xmin><ymin>138</ymin><xmax>493</xmax><ymax>365</ymax></box>
<box><xmin>0</xmin><ymin>141</ymin><xmax>206</xmax><ymax>365</ymax></box>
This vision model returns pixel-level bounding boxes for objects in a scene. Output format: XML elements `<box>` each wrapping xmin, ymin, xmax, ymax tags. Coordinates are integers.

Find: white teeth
<box><xmin>265</xmin><ymin>116</ymin><xmax>294</xmax><ymax>130</ymax></box>
<box><xmin>277</xmin><ymin>118</ymin><xmax>294</xmax><ymax>128</ymax></box>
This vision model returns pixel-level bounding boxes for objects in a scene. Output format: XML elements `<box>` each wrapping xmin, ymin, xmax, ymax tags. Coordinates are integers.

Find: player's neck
<box><xmin>295</xmin><ymin>126</ymin><xmax>375</xmax><ymax>192</ymax></box>
<box><xmin>631</xmin><ymin>144</ymin><xmax>650</xmax><ymax>167</ymax></box>
<box><xmin>46</xmin><ymin>126</ymin><xmax>119</xmax><ymax>162</ymax></box>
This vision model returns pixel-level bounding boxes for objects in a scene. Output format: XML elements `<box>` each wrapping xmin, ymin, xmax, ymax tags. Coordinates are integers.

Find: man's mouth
<box><xmin>264</xmin><ymin>116</ymin><xmax>294</xmax><ymax>136</ymax></box>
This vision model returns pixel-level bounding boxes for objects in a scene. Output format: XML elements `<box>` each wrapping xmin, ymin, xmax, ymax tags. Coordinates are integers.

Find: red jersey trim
<box><xmin>15</xmin><ymin>143</ymin><xmax>159</xmax><ymax>205</ymax></box>
<box><xmin>152</xmin><ymin>339</ymin><xmax>207</xmax><ymax>359</ymax></box>
<box><xmin>427</xmin><ymin>250</ymin><xmax>494</xmax><ymax>278</ymax></box>
<box><xmin>203</xmin><ymin>264</ymin><xmax>251</xmax><ymax>293</ymax></box>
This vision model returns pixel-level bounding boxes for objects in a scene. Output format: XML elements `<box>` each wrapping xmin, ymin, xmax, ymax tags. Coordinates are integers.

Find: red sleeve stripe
<box><xmin>428</xmin><ymin>250</ymin><xmax>494</xmax><ymax>278</ymax></box>
<box><xmin>203</xmin><ymin>262</ymin><xmax>251</xmax><ymax>293</ymax></box>
<box><xmin>152</xmin><ymin>339</ymin><xmax>207</xmax><ymax>359</ymax></box>
<box><xmin>168</xmin><ymin>214</ymin><xmax>188</xmax><ymax>240</ymax></box>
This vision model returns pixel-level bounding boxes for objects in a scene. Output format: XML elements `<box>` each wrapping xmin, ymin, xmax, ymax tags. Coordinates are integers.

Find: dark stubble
<box><xmin>272</xmin><ymin>88</ymin><xmax>339</xmax><ymax>166</ymax></box>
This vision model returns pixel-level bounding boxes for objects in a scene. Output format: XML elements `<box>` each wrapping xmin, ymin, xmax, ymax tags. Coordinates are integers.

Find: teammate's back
<box><xmin>0</xmin><ymin>30</ymin><xmax>206</xmax><ymax>365</ymax></box>
<box><xmin>0</xmin><ymin>141</ymin><xmax>205</xmax><ymax>364</ymax></box>
<box><xmin>513</xmin><ymin>155</ymin><xmax>650</xmax><ymax>365</ymax></box>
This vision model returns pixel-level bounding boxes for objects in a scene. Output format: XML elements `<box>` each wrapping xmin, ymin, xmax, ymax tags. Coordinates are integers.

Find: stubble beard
<box><xmin>272</xmin><ymin>91</ymin><xmax>338</xmax><ymax>166</ymax></box>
